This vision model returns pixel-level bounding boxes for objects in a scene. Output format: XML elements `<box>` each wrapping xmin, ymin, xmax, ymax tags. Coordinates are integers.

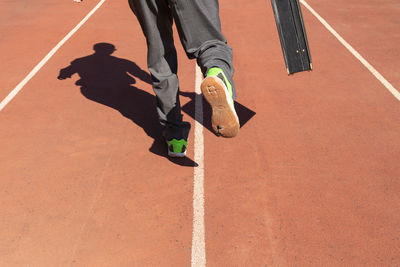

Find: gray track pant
<box><xmin>129</xmin><ymin>0</ymin><xmax>235</xmax><ymax>140</ymax></box>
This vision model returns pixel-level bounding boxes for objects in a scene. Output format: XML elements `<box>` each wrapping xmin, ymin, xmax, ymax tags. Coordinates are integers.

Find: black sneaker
<box><xmin>167</xmin><ymin>138</ymin><xmax>188</xmax><ymax>157</ymax></box>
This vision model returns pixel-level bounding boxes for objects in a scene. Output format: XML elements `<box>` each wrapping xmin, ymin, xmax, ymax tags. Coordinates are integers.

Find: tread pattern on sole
<box><xmin>201</xmin><ymin>76</ymin><xmax>239</xmax><ymax>138</ymax></box>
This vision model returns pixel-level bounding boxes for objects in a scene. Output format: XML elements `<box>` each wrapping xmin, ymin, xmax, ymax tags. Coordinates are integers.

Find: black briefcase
<box><xmin>271</xmin><ymin>0</ymin><xmax>312</xmax><ymax>74</ymax></box>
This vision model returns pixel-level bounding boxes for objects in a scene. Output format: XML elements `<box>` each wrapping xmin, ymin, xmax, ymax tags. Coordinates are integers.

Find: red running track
<box><xmin>0</xmin><ymin>0</ymin><xmax>399</xmax><ymax>266</ymax></box>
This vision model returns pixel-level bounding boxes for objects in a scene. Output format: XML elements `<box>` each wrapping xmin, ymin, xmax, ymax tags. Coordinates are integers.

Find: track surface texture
<box><xmin>1</xmin><ymin>0</ymin><xmax>399</xmax><ymax>266</ymax></box>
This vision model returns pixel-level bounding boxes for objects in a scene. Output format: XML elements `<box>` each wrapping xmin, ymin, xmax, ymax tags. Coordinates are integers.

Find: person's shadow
<box><xmin>57</xmin><ymin>42</ymin><xmax>197</xmax><ymax>166</ymax></box>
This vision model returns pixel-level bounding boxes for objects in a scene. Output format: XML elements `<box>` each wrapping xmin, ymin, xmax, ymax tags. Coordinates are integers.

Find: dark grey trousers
<box><xmin>128</xmin><ymin>0</ymin><xmax>235</xmax><ymax>140</ymax></box>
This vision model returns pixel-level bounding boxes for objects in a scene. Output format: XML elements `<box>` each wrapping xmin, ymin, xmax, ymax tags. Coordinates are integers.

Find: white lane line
<box><xmin>192</xmin><ymin>65</ymin><xmax>206</xmax><ymax>267</ymax></box>
<box><xmin>300</xmin><ymin>0</ymin><xmax>400</xmax><ymax>102</ymax></box>
<box><xmin>0</xmin><ymin>0</ymin><xmax>107</xmax><ymax>112</ymax></box>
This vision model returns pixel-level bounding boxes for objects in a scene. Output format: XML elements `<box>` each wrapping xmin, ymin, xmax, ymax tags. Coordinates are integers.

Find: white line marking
<box><xmin>192</xmin><ymin>65</ymin><xmax>206</xmax><ymax>267</ymax></box>
<box><xmin>0</xmin><ymin>0</ymin><xmax>107</xmax><ymax>111</ymax></box>
<box><xmin>300</xmin><ymin>0</ymin><xmax>400</xmax><ymax>102</ymax></box>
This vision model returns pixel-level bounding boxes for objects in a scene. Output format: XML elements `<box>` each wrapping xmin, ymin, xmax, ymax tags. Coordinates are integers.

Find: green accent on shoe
<box><xmin>167</xmin><ymin>139</ymin><xmax>188</xmax><ymax>154</ymax></box>
<box><xmin>206</xmin><ymin>67</ymin><xmax>233</xmax><ymax>99</ymax></box>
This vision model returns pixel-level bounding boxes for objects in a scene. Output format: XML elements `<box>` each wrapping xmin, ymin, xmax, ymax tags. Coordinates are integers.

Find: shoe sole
<box><xmin>168</xmin><ymin>151</ymin><xmax>187</xmax><ymax>157</ymax></box>
<box><xmin>201</xmin><ymin>76</ymin><xmax>239</xmax><ymax>138</ymax></box>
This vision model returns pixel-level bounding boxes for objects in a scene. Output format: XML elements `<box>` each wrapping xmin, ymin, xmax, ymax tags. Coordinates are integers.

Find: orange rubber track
<box><xmin>1</xmin><ymin>0</ymin><xmax>399</xmax><ymax>266</ymax></box>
